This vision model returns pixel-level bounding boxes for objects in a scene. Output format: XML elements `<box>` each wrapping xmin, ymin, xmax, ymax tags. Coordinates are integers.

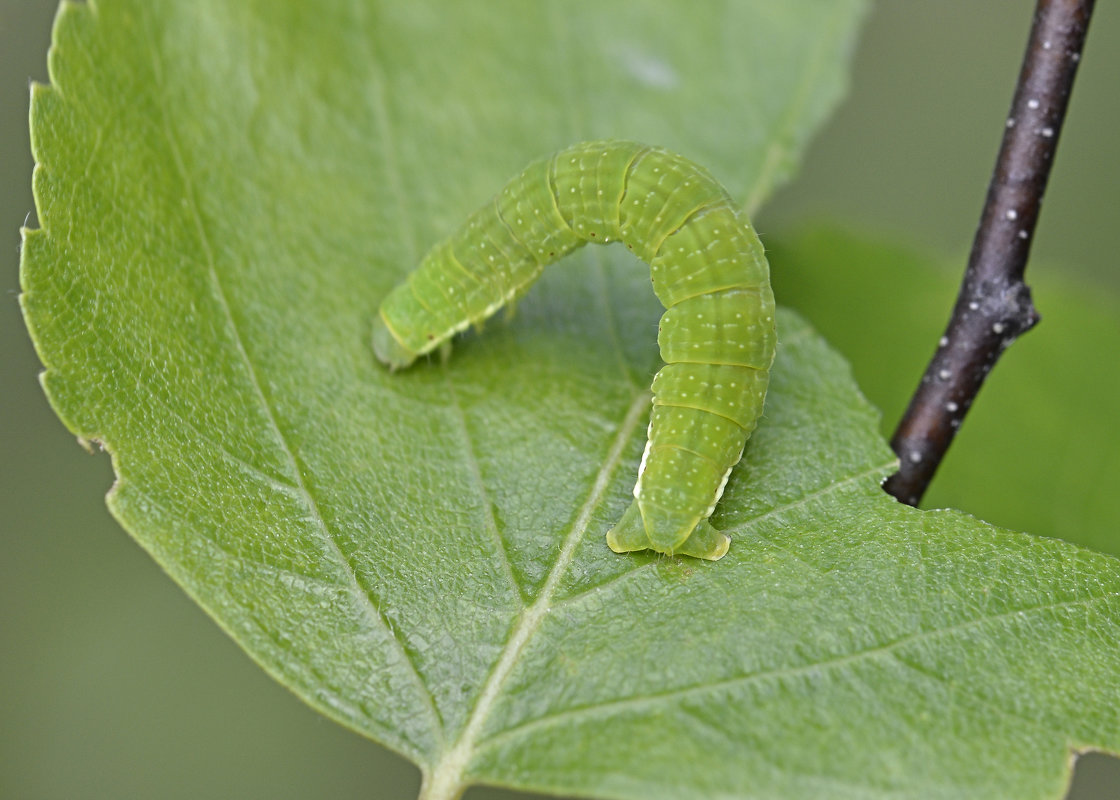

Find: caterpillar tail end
<box><xmin>372</xmin><ymin>315</ymin><xmax>419</xmax><ymax>371</ymax></box>
<box><xmin>606</xmin><ymin>501</ymin><xmax>730</xmax><ymax>561</ymax></box>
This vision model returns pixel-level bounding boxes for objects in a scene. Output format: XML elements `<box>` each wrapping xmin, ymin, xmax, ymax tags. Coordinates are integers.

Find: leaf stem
<box><xmin>884</xmin><ymin>0</ymin><xmax>1094</xmax><ymax>506</ymax></box>
<box><xmin>417</xmin><ymin>769</ymin><xmax>466</xmax><ymax>800</ymax></box>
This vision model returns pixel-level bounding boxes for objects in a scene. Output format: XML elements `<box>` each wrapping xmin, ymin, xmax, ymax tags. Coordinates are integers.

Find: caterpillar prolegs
<box><xmin>373</xmin><ymin>141</ymin><xmax>776</xmax><ymax>560</ymax></box>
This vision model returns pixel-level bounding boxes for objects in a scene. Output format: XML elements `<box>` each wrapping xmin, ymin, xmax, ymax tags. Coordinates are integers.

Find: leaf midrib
<box><xmin>420</xmin><ymin>391</ymin><xmax>652</xmax><ymax>796</ymax></box>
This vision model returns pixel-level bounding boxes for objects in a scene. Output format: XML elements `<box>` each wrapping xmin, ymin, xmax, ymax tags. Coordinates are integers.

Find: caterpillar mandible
<box><xmin>373</xmin><ymin>141</ymin><xmax>776</xmax><ymax>561</ymax></box>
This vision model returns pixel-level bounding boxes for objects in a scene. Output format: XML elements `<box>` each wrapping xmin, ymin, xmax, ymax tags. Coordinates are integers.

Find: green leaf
<box><xmin>769</xmin><ymin>226</ymin><xmax>1120</xmax><ymax>558</ymax></box>
<box><xmin>19</xmin><ymin>2</ymin><xmax>1120</xmax><ymax>799</ymax></box>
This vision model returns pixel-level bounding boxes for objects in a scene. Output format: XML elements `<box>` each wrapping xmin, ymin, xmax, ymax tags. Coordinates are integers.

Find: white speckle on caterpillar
<box><xmin>1028</xmin><ymin>98</ymin><xmax>1040</xmax><ymax>109</ymax></box>
<box><xmin>938</xmin><ymin>368</ymin><xmax>952</xmax><ymax>380</ymax></box>
<box><xmin>1006</xmin><ymin>209</ymin><xmax>1018</xmax><ymax>221</ymax></box>
<box><xmin>946</xmin><ymin>401</ymin><xmax>959</xmax><ymax>412</ymax></box>
<box><xmin>1041</xmin><ymin>127</ymin><xmax>1054</xmax><ymax>138</ymax></box>
<box><xmin>939</xmin><ymin>336</ymin><xmax>949</xmax><ymax>347</ymax></box>
<box><xmin>993</xmin><ymin>322</ymin><xmax>1006</xmax><ymax>334</ymax></box>
<box><xmin>909</xmin><ymin>451</ymin><xmax>922</xmax><ymax>463</ymax></box>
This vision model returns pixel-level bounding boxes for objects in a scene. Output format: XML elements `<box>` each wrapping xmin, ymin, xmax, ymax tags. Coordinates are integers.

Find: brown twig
<box><xmin>884</xmin><ymin>0</ymin><xmax>1095</xmax><ymax>506</ymax></box>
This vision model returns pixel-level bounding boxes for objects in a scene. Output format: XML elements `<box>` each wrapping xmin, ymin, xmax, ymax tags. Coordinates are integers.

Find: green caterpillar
<box><xmin>373</xmin><ymin>141</ymin><xmax>776</xmax><ymax>560</ymax></box>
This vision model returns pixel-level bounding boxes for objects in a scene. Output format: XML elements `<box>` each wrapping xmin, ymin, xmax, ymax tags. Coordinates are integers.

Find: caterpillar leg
<box><xmin>373</xmin><ymin>314</ymin><xmax>456</xmax><ymax>370</ymax></box>
<box><xmin>605</xmin><ymin>501</ymin><xmax>647</xmax><ymax>553</ymax></box>
<box><xmin>606</xmin><ymin>500</ymin><xmax>730</xmax><ymax>561</ymax></box>
<box><xmin>675</xmin><ymin>521</ymin><xmax>730</xmax><ymax>561</ymax></box>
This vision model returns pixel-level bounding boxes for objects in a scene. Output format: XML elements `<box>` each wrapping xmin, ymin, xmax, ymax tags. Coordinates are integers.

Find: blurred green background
<box><xmin>3</xmin><ymin>2</ymin><xmax>1118</xmax><ymax>798</ymax></box>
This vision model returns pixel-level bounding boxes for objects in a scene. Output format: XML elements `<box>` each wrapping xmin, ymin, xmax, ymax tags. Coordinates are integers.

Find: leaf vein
<box><xmin>742</xmin><ymin>1</ymin><xmax>855</xmax><ymax>215</ymax></box>
<box><xmin>476</xmin><ymin>590</ymin><xmax>1119</xmax><ymax>752</ymax></box>
<box><xmin>143</xmin><ymin>37</ymin><xmax>444</xmax><ymax>748</ymax></box>
<box><xmin>442</xmin><ymin>370</ymin><xmax>525</xmax><ymax>607</ymax></box>
<box><xmin>130</xmin><ymin>487</ymin><xmax>347</xmax><ymax>595</ymax></box>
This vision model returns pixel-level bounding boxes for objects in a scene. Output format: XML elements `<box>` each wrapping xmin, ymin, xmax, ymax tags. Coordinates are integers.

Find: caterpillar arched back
<box><xmin>373</xmin><ymin>141</ymin><xmax>776</xmax><ymax>560</ymax></box>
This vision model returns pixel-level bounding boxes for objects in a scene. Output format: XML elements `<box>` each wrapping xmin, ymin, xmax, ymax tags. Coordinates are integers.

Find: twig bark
<box><xmin>884</xmin><ymin>0</ymin><xmax>1095</xmax><ymax>506</ymax></box>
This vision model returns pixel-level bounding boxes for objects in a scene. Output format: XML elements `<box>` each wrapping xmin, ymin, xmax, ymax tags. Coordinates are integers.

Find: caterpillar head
<box><xmin>372</xmin><ymin>315</ymin><xmax>418</xmax><ymax>371</ymax></box>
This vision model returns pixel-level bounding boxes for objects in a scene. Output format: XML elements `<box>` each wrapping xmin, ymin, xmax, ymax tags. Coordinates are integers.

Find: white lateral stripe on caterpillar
<box><xmin>372</xmin><ymin>140</ymin><xmax>776</xmax><ymax>560</ymax></box>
